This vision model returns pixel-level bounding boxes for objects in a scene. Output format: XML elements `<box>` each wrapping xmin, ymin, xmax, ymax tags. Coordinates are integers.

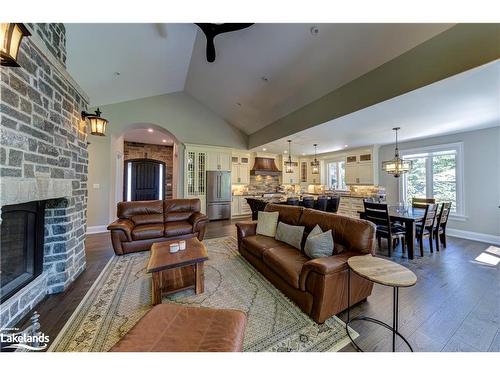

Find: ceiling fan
<box><xmin>195</xmin><ymin>23</ymin><xmax>253</xmax><ymax>62</ymax></box>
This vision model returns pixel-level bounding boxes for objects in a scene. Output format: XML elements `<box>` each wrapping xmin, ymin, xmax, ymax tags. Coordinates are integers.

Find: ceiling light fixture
<box><xmin>148</xmin><ymin>129</ymin><xmax>153</xmax><ymax>133</ymax></box>
<box><xmin>162</xmin><ymin>139</ymin><xmax>167</xmax><ymax>143</ymax></box>
<box><xmin>262</xmin><ymin>148</ymin><xmax>267</xmax><ymax>151</ymax></box>
<box><xmin>285</xmin><ymin>140</ymin><xmax>294</xmax><ymax>173</ymax></box>
<box><xmin>344</xmin><ymin>145</ymin><xmax>348</xmax><ymax>148</ymax></box>
<box><xmin>81</xmin><ymin>108</ymin><xmax>108</xmax><ymax>136</ymax></box>
<box><xmin>382</xmin><ymin>127</ymin><xmax>412</xmax><ymax>178</ymax></box>
<box><xmin>310</xmin><ymin>26</ymin><xmax>320</xmax><ymax>36</ymax></box>
<box><xmin>0</xmin><ymin>23</ymin><xmax>31</xmax><ymax>67</ymax></box>
<box><xmin>311</xmin><ymin>144</ymin><xmax>320</xmax><ymax>174</ymax></box>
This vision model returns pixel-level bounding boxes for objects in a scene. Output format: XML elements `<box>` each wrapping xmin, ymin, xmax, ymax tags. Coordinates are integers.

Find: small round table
<box><xmin>346</xmin><ymin>255</ymin><xmax>417</xmax><ymax>352</ymax></box>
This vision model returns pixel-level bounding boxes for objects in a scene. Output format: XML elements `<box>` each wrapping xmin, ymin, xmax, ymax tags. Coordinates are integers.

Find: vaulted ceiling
<box><xmin>65</xmin><ymin>23</ymin><xmax>453</xmax><ymax>134</ymax></box>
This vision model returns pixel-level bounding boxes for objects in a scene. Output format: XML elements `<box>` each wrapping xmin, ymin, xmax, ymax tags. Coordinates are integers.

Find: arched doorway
<box><xmin>109</xmin><ymin>123</ymin><xmax>181</xmax><ymax>220</ymax></box>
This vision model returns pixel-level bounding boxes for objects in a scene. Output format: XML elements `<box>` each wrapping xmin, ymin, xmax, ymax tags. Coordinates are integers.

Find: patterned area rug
<box><xmin>49</xmin><ymin>236</ymin><xmax>357</xmax><ymax>352</ymax></box>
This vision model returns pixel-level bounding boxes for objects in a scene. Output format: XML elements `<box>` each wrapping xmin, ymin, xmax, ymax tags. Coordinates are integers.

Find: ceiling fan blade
<box><xmin>195</xmin><ymin>23</ymin><xmax>253</xmax><ymax>62</ymax></box>
<box><xmin>212</xmin><ymin>23</ymin><xmax>254</xmax><ymax>35</ymax></box>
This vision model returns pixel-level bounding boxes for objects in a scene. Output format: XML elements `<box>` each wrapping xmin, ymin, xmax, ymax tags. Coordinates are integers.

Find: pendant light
<box><xmin>81</xmin><ymin>108</ymin><xmax>109</xmax><ymax>136</ymax></box>
<box><xmin>382</xmin><ymin>127</ymin><xmax>412</xmax><ymax>178</ymax></box>
<box><xmin>311</xmin><ymin>144</ymin><xmax>320</xmax><ymax>174</ymax></box>
<box><xmin>1</xmin><ymin>23</ymin><xmax>31</xmax><ymax>67</ymax></box>
<box><xmin>285</xmin><ymin>140</ymin><xmax>294</xmax><ymax>173</ymax></box>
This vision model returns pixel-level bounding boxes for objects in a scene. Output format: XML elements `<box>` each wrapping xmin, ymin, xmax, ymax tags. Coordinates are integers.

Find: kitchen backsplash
<box><xmin>247</xmin><ymin>175</ymin><xmax>280</xmax><ymax>193</ymax></box>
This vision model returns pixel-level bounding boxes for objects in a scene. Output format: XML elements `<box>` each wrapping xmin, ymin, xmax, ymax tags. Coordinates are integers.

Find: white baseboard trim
<box><xmin>86</xmin><ymin>225</ymin><xmax>109</xmax><ymax>235</ymax></box>
<box><xmin>447</xmin><ymin>228</ymin><xmax>500</xmax><ymax>246</ymax></box>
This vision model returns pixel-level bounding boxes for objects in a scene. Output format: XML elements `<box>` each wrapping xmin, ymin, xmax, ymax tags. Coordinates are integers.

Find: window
<box><xmin>326</xmin><ymin>160</ymin><xmax>346</xmax><ymax>190</ymax></box>
<box><xmin>400</xmin><ymin>143</ymin><xmax>464</xmax><ymax>216</ymax></box>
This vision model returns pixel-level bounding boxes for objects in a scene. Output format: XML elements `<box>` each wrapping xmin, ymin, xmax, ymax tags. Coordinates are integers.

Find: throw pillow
<box><xmin>256</xmin><ymin>211</ymin><xmax>279</xmax><ymax>237</ymax></box>
<box><xmin>304</xmin><ymin>226</ymin><xmax>334</xmax><ymax>259</ymax></box>
<box><xmin>275</xmin><ymin>221</ymin><xmax>305</xmax><ymax>250</ymax></box>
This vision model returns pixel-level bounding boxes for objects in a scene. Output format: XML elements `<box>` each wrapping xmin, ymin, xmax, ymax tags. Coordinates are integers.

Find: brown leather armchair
<box><xmin>235</xmin><ymin>204</ymin><xmax>376</xmax><ymax>324</ymax></box>
<box><xmin>108</xmin><ymin>199</ymin><xmax>208</xmax><ymax>255</ymax></box>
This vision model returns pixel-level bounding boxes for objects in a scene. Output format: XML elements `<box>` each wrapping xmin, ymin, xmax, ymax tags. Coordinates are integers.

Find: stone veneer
<box><xmin>0</xmin><ymin>23</ymin><xmax>89</xmax><ymax>328</ymax></box>
<box><xmin>124</xmin><ymin>141</ymin><xmax>174</xmax><ymax>199</ymax></box>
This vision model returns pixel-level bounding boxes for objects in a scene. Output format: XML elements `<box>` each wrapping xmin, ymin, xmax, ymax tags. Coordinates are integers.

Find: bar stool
<box><xmin>301</xmin><ymin>196</ymin><xmax>315</xmax><ymax>208</ymax></box>
<box><xmin>327</xmin><ymin>196</ymin><xmax>340</xmax><ymax>213</ymax></box>
<box><xmin>315</xmin><ymin>197</ymin><xmax>329</xmax><ymax>211</ymax></box>
<box><xmin>286</xmin><ymin>197</ymin><xmax>300</xmax><ymax>206</ymax></box>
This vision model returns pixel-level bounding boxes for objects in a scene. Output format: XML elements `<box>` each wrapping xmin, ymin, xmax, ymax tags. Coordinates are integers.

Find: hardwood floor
<box><xmin>22</xmin><ymin>217</ymin><xmax>499</xmax><ymax>352</ymax></box>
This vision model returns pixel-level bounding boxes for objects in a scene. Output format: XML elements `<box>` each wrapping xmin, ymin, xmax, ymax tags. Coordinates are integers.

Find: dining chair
<box><xmin>434</xmin><ymin>202</ymin><xmax>452</xmax><ymax>251</ymax></box>
<box><xmin>301</xmin><ymin>196</ymin><xmax>315</xmax><ymax>208</ymax></box>
<box><xmin>315</xmin><ymin>197</ymin><xmax>329</xmax><ymax>212</ymax></box>
<box><xmin>363</xmin><ymin>201</ymin><xmax>406</xmax><ymax>257</ymax></box>
<box><xmin>412</xmin><ymin>197</ymin><xmax>436</xmax><ymax>208</ymax></box>
<box><xmin>415</xmin><ymin>203</ymin><xmax>438</xmax><ymax>256</ymax></box>
<box><xmin>327</xmin><ymin>196</ymin><xmax>340</xmax><ymax>213</ymax></box>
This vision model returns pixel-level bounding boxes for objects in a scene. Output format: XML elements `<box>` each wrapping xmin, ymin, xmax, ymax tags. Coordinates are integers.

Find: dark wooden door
<box><xmin>124</xmin><ymin>159</ymin><xmax>164</xmax><ymax>201</ymax></box>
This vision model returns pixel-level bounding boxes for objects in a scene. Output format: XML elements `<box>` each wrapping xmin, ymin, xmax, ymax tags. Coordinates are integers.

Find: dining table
<box><xmin>359</xmin><ymin>206</ymin><xmax>426</xmax><ymax>260</ymax></box>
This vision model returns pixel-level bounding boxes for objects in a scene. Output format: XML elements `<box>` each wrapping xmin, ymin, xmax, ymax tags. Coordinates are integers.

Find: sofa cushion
<box><xmin>132</xmin><ymin>223</ymin><xmax>164</xmax><ymax>241</ymax></box>
<box><xmin>242</xmin><ymin>235</ymin><xmax>281</xmax><ymax>259</ymax></box>
<box><xmin>275</xmin><ymin>221</ymin><xmax>305</xmax><ymax>250</ymax></box>
<box><xmin>265</xmin><ymin>203</ymin><xmax>304</xmax><ymax>225</ymax></box>
<box><xmin>263</xmin><ymin>245</ymin><xmax>309</xmax><ymax>289</ymax></box>
<box><xmin>304</xmin><ymin>228</ymin><xmax>334</xmax><ymax>259</ymax></box>
<box><xmin>256</xmin><ymin>211</ymin><xmax>279</xmax><ymax>237</ymax></box>
<box><xmin>299</xmin><ymin>208</ymin><xmax>376</xmax><ymax>255</ymax></box>
<box><xmin>164</xmin><ymin>199</ymin><xmax>200</xmax><ymax>222</ymax></box>
<box><xmin>164</xmin><ymin>221</ymin><xmax>193</xmax><ymax>237</ymax></box>
<box><xmin>117</xmin><ymin>200</ymin><xmax>164</xmax><ymax>225</ymax></box>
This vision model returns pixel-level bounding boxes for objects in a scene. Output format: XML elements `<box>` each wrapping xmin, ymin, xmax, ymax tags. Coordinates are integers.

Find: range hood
<box><xmin>250</xmin><ymin>157</ymin><xmax>281</xmax><ymax>176</ymax></box>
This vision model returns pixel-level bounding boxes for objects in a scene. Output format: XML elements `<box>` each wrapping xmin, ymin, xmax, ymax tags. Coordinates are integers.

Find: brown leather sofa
<box><xmin>107</xmin><ymin>199</ymin><xmax>208</xmax><ymax>255</ymax></box>
<box><xmin>235</xmin><ymin>203</ymin><xmax>376</xmax><ymax>324</ymax></box>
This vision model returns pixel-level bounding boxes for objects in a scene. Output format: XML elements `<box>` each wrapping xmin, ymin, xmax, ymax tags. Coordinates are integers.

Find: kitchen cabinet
<box><xmin>184</xmin><ymin>146</ymin><xmax>207</xmax><ymax>214</ymax></box>
<box><xmin>231</xmin><ymin>153</ymin><xmax>250</xmax><ymax>185</ymax></box>
<box><xmin>345</xmin><ymin>149</ymin><xmax>377</xmax><ymax>185</ymax></box>
<box><xmin>231</xmin><ymin>196</ymin><xmax>252</xmax><ymax>217</ymax></box>
<box><xmin>207</xmin><ymin>149</ymin><xmax>231</xmax><ymax>171</ymax></box>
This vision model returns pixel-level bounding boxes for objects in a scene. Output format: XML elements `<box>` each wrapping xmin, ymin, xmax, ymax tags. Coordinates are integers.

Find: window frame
<box><xmin>325</xmin><ymin>158</ymin><xmax>348</xmax><ymax>191</ymax></box>
<box><xmin>398</xmin><ymin>142</ymin><xmax>465</xmax><ymax>218</ymax></box>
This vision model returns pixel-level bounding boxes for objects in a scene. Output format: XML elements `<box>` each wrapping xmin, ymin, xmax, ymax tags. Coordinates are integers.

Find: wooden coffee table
<box><xmin>345</xmin><ymin>255</ymin><xmax>417</xmax><ymax>352</ymax></box>
<box><xmin>147</xmin><ymin>237</ymin><xmax>208</xmax><ymax>305</ymax></box>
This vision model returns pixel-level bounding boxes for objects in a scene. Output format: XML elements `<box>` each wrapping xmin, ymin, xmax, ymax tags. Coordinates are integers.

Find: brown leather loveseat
<box><xmin>236</xmin><ymin>203</ymin><xmax>376</xmax><ymax>324</ymax></box>
<box><xmin>107</xmin><ymin>199</ymin><xmax>208</xmax><ymax>255</ymax></box>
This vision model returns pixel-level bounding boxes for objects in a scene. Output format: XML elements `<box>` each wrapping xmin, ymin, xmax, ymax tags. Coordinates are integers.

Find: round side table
<box><xmin>345</xmin><ymin>255</ymin><xmax>417</xmax><ymax>352</ymax></box>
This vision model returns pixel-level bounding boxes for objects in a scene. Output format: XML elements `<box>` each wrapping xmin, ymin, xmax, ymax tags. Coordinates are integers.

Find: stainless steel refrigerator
<box><xmin>206</xmin><ymin>171</ymin><xmax>231</xmax><ymax>220</ymax></box>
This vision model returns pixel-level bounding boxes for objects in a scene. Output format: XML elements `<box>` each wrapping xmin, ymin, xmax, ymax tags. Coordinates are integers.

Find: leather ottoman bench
<box><xmin>110</xmin><ymin>303</ymin><xmax>247</xmax><ymax>352</ymax></box>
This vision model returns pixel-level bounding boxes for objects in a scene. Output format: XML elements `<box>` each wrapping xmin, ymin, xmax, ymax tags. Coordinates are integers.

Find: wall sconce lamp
<box><xmin>1</xmin><ymin>23</ymin><xmax>31</xmax><ymax>67</ymax></box>
<box><xmin>81</xmin><ymin>108</ymin><xmax>108</xmax><ymax>136</ymax></box>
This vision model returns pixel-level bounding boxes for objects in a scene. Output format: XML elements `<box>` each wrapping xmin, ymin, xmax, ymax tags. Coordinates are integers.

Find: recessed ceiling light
<box><xmin>302</xmin><ymin>152</ymin><xmax>306</xmax><ymax>156</ymax></box>
<box><xmin>148</xmin><ymin>129</ymin><xmax>153</xmax><ymax>133</ymax></box>
<box><xmin>344</xmin><ymin>144</ymin><xmax>348</xmax><ymax>148</ymax></box>
<box><xmin>113</xmin><ymin>72</ymin><xmax>121</xmax><ymax>77</ymax></box>
<box><xmin>261</xmin><ymin>76</ymin><xmax>269</xmax><ymax>82</ymax></box>
<box><xmin>162</xmin><ymin>139</ymin><xmax>167</xmax><ymax>143</ymax></box>
<box><xmin>283</xmin><ymin>150</ymin><xmax>288</xmax><ymax>154</ymax></box>
<box><xmin>262</xmin><ymin>148</ymin><xmax>267</xmax><ymax>151</ymax></box>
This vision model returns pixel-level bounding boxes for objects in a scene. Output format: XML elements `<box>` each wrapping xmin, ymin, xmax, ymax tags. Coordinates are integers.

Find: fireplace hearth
<box><xmin>1</xmin><ymin>201</ymin><xmax>45</xmax><ymax>303</ymax></box>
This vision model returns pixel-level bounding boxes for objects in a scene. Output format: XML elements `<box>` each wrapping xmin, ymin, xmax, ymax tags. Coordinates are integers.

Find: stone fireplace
<box><xmin>0</xmin><ymin>23</ymin><xmax>89</xmax><ymax>328</ymax></box>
